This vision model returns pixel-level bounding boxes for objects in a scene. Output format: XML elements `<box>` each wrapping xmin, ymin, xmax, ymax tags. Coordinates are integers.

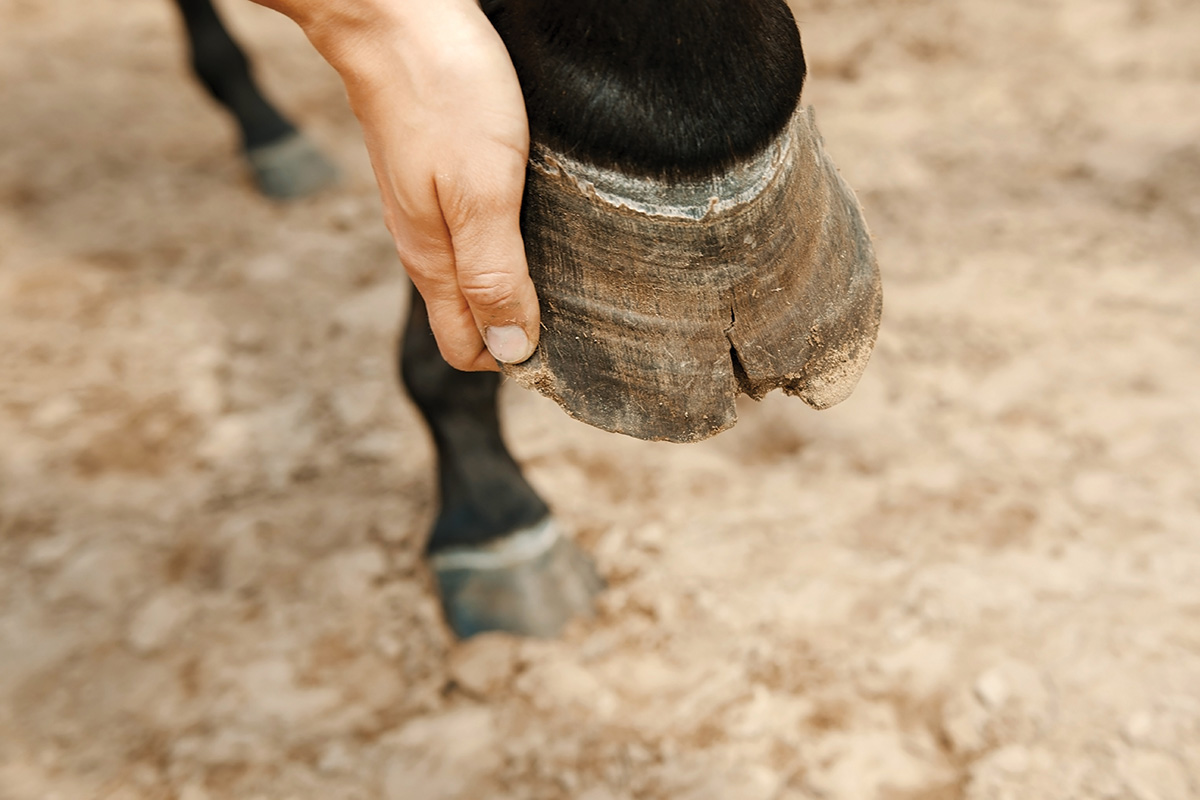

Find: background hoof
<box><xmin>245</xmin><ymin>132</ymin><xmax>338</xmax><ymax>199</ymax></box>
<box><xmin>431</xmin><ymin>519</ymin><xmax>604</xmax><ymax>639</ymax></box>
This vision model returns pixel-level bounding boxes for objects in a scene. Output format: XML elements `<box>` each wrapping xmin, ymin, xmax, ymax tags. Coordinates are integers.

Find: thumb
<box><xmin>439</xmin><ymin>167</ymin><xmax>540</xmax><ymax>366</ymax></box>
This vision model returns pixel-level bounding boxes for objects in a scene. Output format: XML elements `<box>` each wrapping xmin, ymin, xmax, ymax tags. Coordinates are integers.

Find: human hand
<box><xmin>254</xmin><ymin>0</ymin><xmax>538</xmax><ymax>371</ymax></box>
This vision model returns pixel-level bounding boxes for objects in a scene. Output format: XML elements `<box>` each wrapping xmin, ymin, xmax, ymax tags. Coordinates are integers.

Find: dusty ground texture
<box><xmin>2</xmin><ymin>0</ymin><xmax>1199</xmax><ymax>798</ymax></box>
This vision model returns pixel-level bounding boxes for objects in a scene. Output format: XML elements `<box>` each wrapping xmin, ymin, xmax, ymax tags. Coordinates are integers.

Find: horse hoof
<box><xmin>503</xmin><ymin>105</ymin><xmax>882</xmax><ymax>443</ymax></box>
<box><xmin>245</xmin><ymin>132</ymin><xmax>338</xmax><ymax>199</ymax></box>
<box><xmin>430</xmin><ymin>518</ymin><xmax>604</xmax><ymax>639</ymax></box>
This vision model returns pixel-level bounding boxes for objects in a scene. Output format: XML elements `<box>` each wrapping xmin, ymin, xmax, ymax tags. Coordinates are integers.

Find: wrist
<box><xmin>296</xmin><ymin>2</ymin><xmax>408</xmax><ymax>72</ymax></box>
<box><xmin>272</xmin><ymin>0</ymin><xmax>482</xmax><ymax>77</ymax></box>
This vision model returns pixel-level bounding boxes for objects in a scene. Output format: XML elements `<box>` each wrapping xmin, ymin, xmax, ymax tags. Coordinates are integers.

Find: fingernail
<box><xmin>485</xmin><ymin>325</ymin><xmax>533</xmax><ymax>364</ymax></box>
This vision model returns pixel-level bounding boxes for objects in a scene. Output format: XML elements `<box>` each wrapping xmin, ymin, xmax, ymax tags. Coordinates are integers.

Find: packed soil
<box><xmin>2</xmin><ymin>0</ymin><xmax>1198</xmax><ymax>798</ymax></box>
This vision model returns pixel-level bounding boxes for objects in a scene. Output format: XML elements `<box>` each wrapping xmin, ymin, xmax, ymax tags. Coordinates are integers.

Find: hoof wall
<box><xmin>504</xmin><ymin>105</ymin><xmax>882</xmax><ymax>442</ymax></box>
<box><xmin>431</xmin><ymin>519</ymin><xmax>603</xmax><ymax>639</ymax></box>
<box><xmin>246</xmin><ymin>132</ymin><xmax>338</xmax><ymax>199</ymax></box>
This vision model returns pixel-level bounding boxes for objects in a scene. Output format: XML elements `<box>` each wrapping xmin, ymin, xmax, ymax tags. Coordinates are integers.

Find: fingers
<box><xmin>394</xmin><ymin>215</ymin><xmax>500</xmax><ymax>373</ymax></box>
<box><xmin>394</xmin><ymin>148</ymin><xmax>537</xmax><ymax>373</ymax></box>
<box><xmin>437</xmin><ymin>144</ymin><xmax>540</xmax><ymax>368</ymax></box>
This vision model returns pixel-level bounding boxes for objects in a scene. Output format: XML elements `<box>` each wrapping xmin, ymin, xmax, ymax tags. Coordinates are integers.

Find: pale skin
<box><xmin>252</xmin><ymin>0</ymin><xmax>538</xmax><ymax>371</ymax></box>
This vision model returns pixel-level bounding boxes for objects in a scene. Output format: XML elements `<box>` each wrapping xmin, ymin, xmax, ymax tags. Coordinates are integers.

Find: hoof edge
<box><xmin>432</xmin><ymin>519</ymin><xmax>603</xmax><ymax>639</ymax></box>
<box><xmin>246</xmin><ymin>132</ymin><xmax>338</xmax><ymax>199</ymax></box>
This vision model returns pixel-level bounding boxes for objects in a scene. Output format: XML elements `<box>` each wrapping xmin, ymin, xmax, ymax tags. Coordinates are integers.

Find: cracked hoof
<box><xmin>431</xmin><ymin>518</ymin><xmax>604</xmax><ymax>639</ymax></box>
<box><xmin>503</xmin><ymin>105</ymin><xmax>882</xmax><ymax>442</ymax></box>
<box><xmin>246</xmin><ymin>132</ymin><xmax>338</xmax><ymax>199</ymax></box>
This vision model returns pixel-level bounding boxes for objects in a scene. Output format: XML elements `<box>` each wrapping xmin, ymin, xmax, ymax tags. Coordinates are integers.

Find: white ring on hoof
<box><xmin>530</xmin><ymin>121</ymin><xmax>791</xmax><ymax>222</ymax></box>
<box><xmin>429</xmin><ymin>518</ymin><xmax>562</xmax><ymax>573</ymax></box>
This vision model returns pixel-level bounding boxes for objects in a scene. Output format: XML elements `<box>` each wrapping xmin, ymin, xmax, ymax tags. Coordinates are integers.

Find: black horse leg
<box><xmin>400</xmin><ymin>288</ymin><xmax>602</xmax><ymax>638</ymax></box>
<box><xmin>171</xmin><ymin>0</ymin><xmax>336</xmax><ymax>198</ymax></box>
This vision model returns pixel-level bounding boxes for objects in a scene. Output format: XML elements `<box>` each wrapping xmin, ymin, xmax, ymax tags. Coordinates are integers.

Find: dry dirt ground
<box><xmin>2</xmin><ymin>0</ymin><xmax>1199</xmax><ymax>798</ymax></box>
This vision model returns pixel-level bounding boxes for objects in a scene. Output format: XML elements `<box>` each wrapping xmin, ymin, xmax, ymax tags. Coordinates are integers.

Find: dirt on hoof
<box><xmin>2</xmin><ymin>1</ymin><xmax>1200</xmax><ymax>798</ymax></box>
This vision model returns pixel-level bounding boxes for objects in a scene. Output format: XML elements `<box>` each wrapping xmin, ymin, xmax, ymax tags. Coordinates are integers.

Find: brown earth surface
<box><xmin>2</xmin><ymin>0</ymin><xmax>1199</xmax><ymax>798</ymax></box>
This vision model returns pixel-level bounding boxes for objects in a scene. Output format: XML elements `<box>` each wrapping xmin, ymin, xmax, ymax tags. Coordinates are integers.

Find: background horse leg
<box><xmin>400</xmin><ymin>288</ymin><xmax>603</xmax><ymax>638</ymax></box>
<box><xmin>172</xmin><ymin>0</ymin><xmax>337</xmax><ymax>198</ymax></box>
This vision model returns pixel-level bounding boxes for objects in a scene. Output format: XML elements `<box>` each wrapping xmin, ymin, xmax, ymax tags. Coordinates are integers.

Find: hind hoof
<box><xmin>431</xmin><ymin>518</ymin><xmax>604</xmax><ymax>639</ymax></box>
<box><xmin>246</xmin><ymin>132</ymin><xmax>338</xmax><ymax>199</ymax></box>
